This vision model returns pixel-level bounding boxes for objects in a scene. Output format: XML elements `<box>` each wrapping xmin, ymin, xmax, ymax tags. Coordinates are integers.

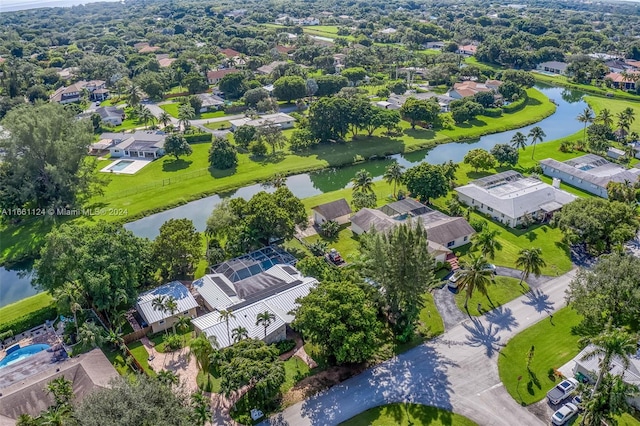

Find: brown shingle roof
<box><xmin>312</xmin><ymin>198</ymin><xmax>352</xmax><ymax>220</ymax></box>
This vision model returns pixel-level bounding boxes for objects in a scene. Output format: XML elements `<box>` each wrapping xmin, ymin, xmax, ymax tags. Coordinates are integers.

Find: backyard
<box><xmin>453</xmin><ymin>276</ymin><xmax>530</xmax><ymax>316</ymax></box>
<box><xmin>340</xmin><ymin>404</ymin><xmax>478</xmax><ymax>426</ymax></box>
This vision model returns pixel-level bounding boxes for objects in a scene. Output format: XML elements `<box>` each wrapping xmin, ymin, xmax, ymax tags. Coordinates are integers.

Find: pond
<box><xmin>0</xmin><ymin>84</ymin><xmax>588</xmax><ymax>307</ymax></box>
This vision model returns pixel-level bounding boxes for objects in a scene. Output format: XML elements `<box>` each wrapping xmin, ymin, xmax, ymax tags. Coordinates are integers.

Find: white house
<box><xmin>95</xmin><ymin>106</ymin><xmax>124</xmax><ymax>126</ymax></box>
<box><xmin>109</xmin><ymin>131</ymin><xmax>167</xmax><ymax>159</ymax></box>
<box><xmin>607</xmin><ymin>147</ymin><xmax>626</xmax><ymax>160</ymax></box>
<box><xmin>206</xmin><ymin>68</ymin><xmax>239</xmax><ymax>85</ymax></box>
<box><xmin>540</xmin><ymin>154</ymin><xmax>640</xmax><ymax>198</ymax></box>
<box><xmin>136</xmin><ymin>281</ymin><xmax>199</xmax><ymax>334</ymax></box>
<box><xmin>536</xmin><ymin>61</ymin><xmax>568</xmax><ymax>75</ymax></box>
<box><xmin>196</xmin><ymin>93</ymin><xmax>225</xmax><ymax>112</ymax></box>
<box><xmin>455</xmin><ymin>171</ymin><xmax>577</xmax><ymax>228</ymax></box>
<box><xmin>229</xmin><ymin>112</ymin><xmax>296</xmax><ymax>131</ymax></box>
<box><xmin>312</xmin><ymin>198</ymin><xmax>352</xmax><ymax>225</ymax></box>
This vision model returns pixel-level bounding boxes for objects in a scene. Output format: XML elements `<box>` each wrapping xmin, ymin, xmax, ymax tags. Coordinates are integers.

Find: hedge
<box><xmin>223</xmin><ymin>104</ymin><xmax>248</xmax><ymax>114</ymax></box>
<box><xmin>184</xmin><ymin>133</ymin><xmax>212</xmax><ymax>144</ymax></box>
<box><xmin>0</xmin><ymin>305</ymin><xmax>58</xmax><ymax>335</ymax></box>
<box><xmin>483</xmin><ymin>107</ymin><xmax>503</xmax><ymax>117</ymax></box>
<box><xmin>502</xmin><ymin>94</ymin><xmax>528</xmax><ymax>113</ymax></box>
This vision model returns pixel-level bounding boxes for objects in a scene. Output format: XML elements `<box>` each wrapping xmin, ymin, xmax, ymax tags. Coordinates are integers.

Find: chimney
<box><xmin>552</xmin><ymin>178</ymin><xmax>561</xmax><ymax>189</ymax></box>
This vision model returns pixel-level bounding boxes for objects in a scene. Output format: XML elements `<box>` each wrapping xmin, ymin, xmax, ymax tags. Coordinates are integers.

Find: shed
<box><xmin>312</xmin><ymin>198</ymin><xmax>352</xmax><ymax>225</ymax></box>
<box><xmin>607</xmin><ymin>147</ymin><xmax>626</xmax><ymax>160</ymax></box>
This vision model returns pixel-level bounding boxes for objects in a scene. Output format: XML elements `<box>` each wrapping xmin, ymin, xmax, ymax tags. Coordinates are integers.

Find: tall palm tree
<box><xmin>175</xmin><ymin>315</ymin><xmax>192</xmax><ymax>346</ymax></box>
<box><xmin>528</xmin><ymin>126</ymin><xmax>546</xmax><ymax>160</ymax></box>
<box><xmin>623</xmin><ymin>106</ymin><xmax>636</xmax><ymax>126</ymax></box>
<box><xmin>596</xmin><ymin>108</ymin><xmax>613</xmax><ymax>129</ymax></box>
<box><xmin>54</xmin><ymin>283</ymin><xmax>83</xmax><ymax>336</ymax></box>
<box><xmin>581</xmin><ymin>374</ymin><xmax>638</xmax><ymax>426</ymax></box>
<box><xmin>510</xmin><ymin>132</ymin><xmax>528</xmax><ymax>151</ymax></box>
<box><xmin>456</xmin><ymin>255</ymin><xmax>495</xmax><ymax>311</ymax></box>
<box><xmin>190</xmin><ymin>391</ymin><xmax>211</xmax><ymax>426</ymax></box>
<box><xmin>231</xmin><ymin>326</ymin><xmax>249</xmax><ymax>343</ymax></box>
<box><xmin>165</xmin><ymin>296</ymin><xmax>179</xmax><ymax>334</ymax></box>
<box><xmin>218</xmin><ymin>309</ymin><xmax>235</xmax><ymax>345</ymax></box>
<box><xmin>178</xmin><ymin>104</ymin><xmax>195</xmax><ymax>132</ymax></box>
<box><xmin>189</xmin><ymin>334</ymin><xmax>215</xmax><ymax>385</ymax></box>
<box><xmin>106</xmin><ymin>329</ymin><xmax>126</xmax><ymax>353</ymax></box>
<box><xmin>577</xmin><ymin>108</ymin><xmax>595</xmax><ymax>146</ymax></box>
<box><xmin>351</xmin><ymin>169</ymin><xmax>374</xmax><ymax>194</ymax></box>
<box><xmin>515</xmin><ymin>248</ymin><xmax>547</xmax><ymax>288</ymax></box>
<box><xmin>151</xmin><ymin>295</ymin><xmax>168</xmax><ymax>335</ymax></box>
<box><xmin>78</xmin><ymin>322</ymin><xmax>105</xmax><ymax>350</ymax></box>
<box><xmin>126</xmin><ymin>82</ymin><xmax>142</xmax><ymax>107</ymax></box>
<box><xmin>472</xmin><ymin>228</ymin><xmax>503</xmax><ymax>260</ymax></box>
<box><xmin>45</xmin><ymin>377</ymin><xmax>73</xmax><ymax>408</ymax></box>
<box><xmin>156</xmin><ymin>369</ymin><xmax>179</xmax><ymax>386</ymax></box>
<box><xmin>159</xmin><ymin>111</ymin><xmax>172</xmax><ymax>128</ymax></box>
<box><xmin>581</xmin><ymin>328</ymin><xmax>637</xmax><ymax>395</ymax></box>
<box><xmin>256</xmin><ymin>311</ymin><xmax>276</xmax><ymax>339</ymax></box>
<box><xmin>138</xmin><ymin>106</ymin><xmax>155</xmax><ymax>129</ymax></box>
<box><xmin>383</xmin><ymin>162</ymin><xmax>405</xmax><ymax>198</ymax></box>
<box><xmin>616</xmin><ymin>111</ymin><xmax>630</xmax><ymax>136</ymax></box>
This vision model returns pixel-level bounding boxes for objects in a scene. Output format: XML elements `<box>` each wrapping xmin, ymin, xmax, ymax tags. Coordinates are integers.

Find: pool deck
<box><xmin>0</xmin><ymin>350</ymin><xmax>60</xmax><ymax>389</ymax></box>
<box><xmin>99</xmin><ymin>158</ymin><xmax>153</xmax><ymax>175</ymax></box>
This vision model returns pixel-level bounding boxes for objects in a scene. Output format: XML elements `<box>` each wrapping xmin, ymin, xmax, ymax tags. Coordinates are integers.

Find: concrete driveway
<box><xmin>261</xmin><ymin>269</ymin><xmax>578</xmax><ymax>426</ymax></box>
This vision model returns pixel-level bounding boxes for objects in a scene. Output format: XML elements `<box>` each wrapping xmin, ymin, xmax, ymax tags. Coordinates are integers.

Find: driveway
<box><xmin>260</xmin><ymin>269</ymin><xmax>578</xmax><ymax>426</ymax></box>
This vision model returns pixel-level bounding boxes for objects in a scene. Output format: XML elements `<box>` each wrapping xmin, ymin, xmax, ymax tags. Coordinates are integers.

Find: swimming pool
<box><xmin>0</xmin><ymin>344</ymin><xmax>50</xmax><ymax>369</ymax></box>
<box><xmin>109</xmin><ymin>160</ymin><xmax>134</xmax><ymax>172</ymax></box>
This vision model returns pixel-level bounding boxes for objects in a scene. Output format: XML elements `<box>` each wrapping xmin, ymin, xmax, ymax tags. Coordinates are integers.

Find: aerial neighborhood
<box><xmin>2</xmin><ymin>0</ymin><xmax>640</xmax><ymax>425</ymax></box>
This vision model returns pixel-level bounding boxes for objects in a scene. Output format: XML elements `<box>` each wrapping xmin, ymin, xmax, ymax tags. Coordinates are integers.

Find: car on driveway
<box><xmin>547</xmin><ymin>378</ymin><xmax>579</xmax><ymax>405</ymax></box>
<box><xmin>551</xmin><ymin>402</ymin><xmax>578</xmax><ymax>425</ymax></box>
<box><xmin>447</xmin><ymin>270</ymin><xmax>463</xmax><ymax>288</ymax></box>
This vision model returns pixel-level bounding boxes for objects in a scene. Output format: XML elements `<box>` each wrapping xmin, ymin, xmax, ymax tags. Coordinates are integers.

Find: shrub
<box><xmin>0</xmin><ymin>330</ymin><xmax>14</xmax><ymax>341</ymax></box>
<box><xmin>209</xmin><ymin>137</ymin><xmax>238</xmax><ymax>169</ymax></box>
<box><xmin>307</xmin><ymin>240</ymin><xmax>328</xmax><ymax>256</ymax></box>
<box><xmin>274</xmin><ymin>339</ymin><xmax>296</xmax><ymax>355</ymax></box>
<box><xmin>0</xmin><ymin>305</ymin><xmax>58</xmax><ymax>335</ymax></box>
<box><xmin>470</xmin><ymin>219</ymin><xmax>488</xmax><ymax>232</ymax></box>
<box><xmin>502</xmin><ymin>94</ymin><xmax>528</xmax><ymax>113</ymax></box>
<box><xmin>483</xmin><ymin>107</ymin><xmax>503</xmax><ymax>117</ymax></box>
<box><xmin>183</xmin><ymin>133</ymin><xmax>212</xmax><ymax>144</ymax></box>
<box><xmin>249</xmin><ymin>140</ymin><xmax>268</xmax><ymax>157</ymax></box>
<box><xmin>164</xmin><ymin>333</ymin><xmax>182</xmax><ymax>351</ymax></box>
<box><xmin>320</xmin><ymin>220</ymin><xmax>340</xmax><ymax>239</ymax></box>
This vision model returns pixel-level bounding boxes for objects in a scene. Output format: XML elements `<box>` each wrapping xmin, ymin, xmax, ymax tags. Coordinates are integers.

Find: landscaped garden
<box><xmin>339</xmin><ymin>403</ymin><xmax>478</xmax><ymax>426</ymax></box>
<box><xmin>453</xmin><ymin>276</ymin><xmax>530</xmax><ymax>316</ymax></box>
<box><xmin>498</xmin><ymin>307</ymin><xmax>583</xmax><ymax>405</ymax></box>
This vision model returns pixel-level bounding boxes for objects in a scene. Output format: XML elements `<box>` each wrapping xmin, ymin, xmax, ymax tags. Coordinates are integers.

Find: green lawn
<box><xmin>127</xmin><ymin>340</ymin><xmax>156</xmax><ymax>376</ymax></box>
<box><xmin>533</xmin><ymin>73</ymin><xmax>640</xmax><ymax>101</ymax></box>
<box><xmin>498</xmin><ymin>307</ymin><xmax>582</xmax><ymax>405</ymax></box>
<box><xmin>453</xmin><ymin>276</ymin><xmax>530</xmax><ymax>316</ymax></box>
<box><xmin>0</xmin><ymin>292</ymin><xmax>53</xmax><ymax>327</ymax></box>
<box><xmin>281</xmin><ymin>355</ymin><xmax>311</xmax><ymax>393</ymax></box>
<box><xmin>196</xmin><ymin>370</ymin><xmax>222</xmax><ymax>393</ymax></box>
<box><xmin>584</xmin><ymin>95</ymin><xmax>640</xmax><ymax>134</ymax></box>
<box><xmin>303</xmin><ymin>224</ymin><xmax>361</xmax><ymax>263</ymax></box>
<box><xmin>203</xmin><ymin>120</ymin><xmax>231</xmax><ymax>130</ymax></box>
<box><xmin>102</xmin><ymin>346</ymin><xmax>136</xmax><ymax>376</ymax></box>
<box><xmin>160</xmin><ymin>102</ymin><xmax>228</xmax><ymax>120</ymax></box>
<box><xmin>419</xmin><ymin>293</ymin><xmax>445</xmax><ymax>337</ymax></box>
<box><xmin>149</xmin><ymin>327</ymin><xmax>194</xmax><ymax>353</ymax></box>
<box><xmin>340</xmin><ymin>404</ymin><xmax>478</xmax><ymax>426</ymax></box>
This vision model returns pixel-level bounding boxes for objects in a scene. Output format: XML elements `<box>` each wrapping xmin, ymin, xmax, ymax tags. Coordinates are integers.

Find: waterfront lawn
<box><xmin>0</xmin><ymin>292</ymin><xmax>53</xmax><ymax>329</ymax></box>
<box><xmin>304</xmin><ymin>225</ymin><xmax>361</xmax><ymax>262</ymax></box>
<box><xmin>498</xmin><ymin>307</ymin><xmax>582</xmax><ymax>405</ymax></box>
<box><xmin>340</xmin><ymin>403</ymin><xmax>478</xmax><ymax>426</ymax></box>
<box><xmin>584</xmin><ymin>95</ymin><xmax>640</xmax><ymax>134</ymax></box>
<box><xmin>533</xmin><ymin>73</ymin><xmax>640</xmax><ymax>101</ymax></box>
<box><xmin>453</xmin><ymin>276</ymin><xmax>530</xmax><ymax>316</ymax></box>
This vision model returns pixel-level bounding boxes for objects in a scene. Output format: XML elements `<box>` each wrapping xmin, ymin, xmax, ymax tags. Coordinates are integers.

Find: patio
<box><xmin>99</xmin><ymin>158</ymin><xmax>152</xmax><ymax>175</ymax></box>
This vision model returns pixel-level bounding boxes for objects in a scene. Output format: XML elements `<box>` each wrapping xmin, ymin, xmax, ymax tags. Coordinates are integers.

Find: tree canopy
<box><xmin>152</xmin><ymin>218</ymin><xmax>202</xmax><ymax>281</ymax></box>
<box><xmin>403</xmin><ymin>163</ymin><xmax>449</xmax><ymax>204</ymax></box>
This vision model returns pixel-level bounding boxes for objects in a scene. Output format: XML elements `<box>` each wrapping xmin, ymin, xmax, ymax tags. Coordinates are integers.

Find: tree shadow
<box><xmin>521</xmin><ymin>288</ymin><xmax>555</xmax><ymax>314</ymax></box>
<box><xmin>461</xmin><ymin>317</ymin><xmax>504</xmax><ymax>358</ymax></box>
<box><xmin>525</xmin><ymin>231</ymin><xmax>537</xmax><ymax>242</ymax></box>
<box><xmin>267</xmin><ymin>414</ymin><xmax>289</xmax><ymax>426</ymax></box>
<box><xmin>484</xmin><ymin>306</ymin><xmax>519</xmax><ymax>332</ymax></box>
<box><xmin>254</xmin><ymin>151</ymin><xmax>287</xmax><ymax>164</ymax></box>
<box><xmin>162</xmin><ymin>158</ymin><xmax>192</xmax><ymax>172</ymax></box>
<box><xmin>208</xmin><ymin>165</ymin><xmax>237</xmax><ymax>178</ymax></box>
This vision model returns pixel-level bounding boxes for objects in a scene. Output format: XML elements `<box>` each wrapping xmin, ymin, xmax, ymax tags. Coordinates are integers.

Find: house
<box><xmin>540</xmin><ymin>154</ymin><xmax>640</xmax><ymax>198</ymax></box>
<box><xmin>229</xmin><ymin>113</ymin><xmax>296</xmax><ymax>131</ymax></box>
<box><xmin>607</xmin><ymin>147</ymin><xmax>626</xmax><ymax>160</ymax></box>
<box><xmin>157</xmin><ymin>57</ymin><xmax>176</xmax><ymax>68</ymax></box>
<box><xmin>49</xmin><ymin>81</ymin><xmax>87</xmax><ymax>104</ymax></box>
<box><xmin>536</xmin><ymin>61</ymin><xmax>569</xmax><ymax>75</ymax></box>
<box><xmin>606</xmin><ymin>72</ymin><xmax>638</xmax><ymax>90</ymax></box>
<box><xmin>206</xmin><ymin>68</ymin><xmax>239</xmax><ymax>85</ymax></box>
<box><xmin>424</xmin><ymin>41</ymin><xmax>445</xmax><ymax>49</ymax></box>
<box><xmin>256</xmin><ymin>61</ymin><xmax>288</xmax><ymax>75</ymax></box>
<box><xmin>89</xmin><ymin>132</ymin><xmax>126</xmax><ymax>155</ymax></box>
<box><xmin>604</xmin><ymin>59</ymin><xmax>635</xmax><ymax>73</ymax></box>
<box><xmin>379</xmin><ymin>28</ymin><xmax>397</xmax><ymax>34</ymax></box>
<box><xmin>457</xmin><ymin>44</ymin><xmax>478</xmax><ymax>56</ymax></box>
<box><xmin>569</xmin><ymin>344</ymin><xmax>640</xmax><ymax>410</ymax></box>
<box><xmin>95</xmin><ymin>106</ymin><xmax>125</xmax><ymax>126</ymax></box>
<box><xmin>109</xmin><ymin>131</ymin><xmax>167</xmax><ymax>159</ymax></box>
<box><xmin>137</xmin><ymin>43</ymin><xmax>160</xmax><ymax>54</ymax></box>
<box><xmin>136</xmin><ymin>281</ymin><xmax>199</xmax><ymax>333</ymax></box>
<box><xmin>312</xmin><ymin>198</ymin><xmax>352</xmax><ymax>225</ymax></box>
<box><xmin>455</xmin><ymin>171</ymin><xmax>577</xmax><ymax>228</ymax></box>
<box><xmin>196</xmin><ymin>93</ymin><xmax>225</xmax><ymax>112</ymax></box>
<box><xmin>91</xmin><ymin>88</ymin><xmax>110</xmax><ymax>101</ymax></box>
<box><xmin>447</xmin><ymin>80</ymin><xmax>501</xmax><ymax>99</ymax></box>
<box><xmin>274</xmin><ymin>45</ymin><xmax>295</xmax><ymax>56</ymax></box>
<box><xmin>220</xmin><ymin>48</ymin><xmax>242</xmax><ymax>58</ymax></box>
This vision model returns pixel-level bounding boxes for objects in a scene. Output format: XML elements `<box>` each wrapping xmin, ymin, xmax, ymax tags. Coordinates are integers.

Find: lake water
<box><xmin>0</xmin><ymin>84</ymin><xmax>587</xmax><ymax>306</ymax></box>
<box><xmin>0</xmin><ymin>0</ymin><xmax>122</xmax><ymax>13</ymax></box>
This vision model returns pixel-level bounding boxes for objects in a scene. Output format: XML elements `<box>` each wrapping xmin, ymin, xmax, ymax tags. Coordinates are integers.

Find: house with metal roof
<box><xmin>229</xmin><ymin>113</ymin><xmax>296</xmax><ymax>131</ymax></box>
<box><xmin>135</xmin><ymin>281</ymin><xmax>199</xmax><ymax>333</ymax></box>
<box><xmin>540</xmin><ymin>154</ymin><xmax>640</xmax><ymax>198</ymax></box>
<box><xmin>312</xmin><ymin>198</ymin><xmax>352</xmax><ymax>225</ymax></box>
<box><xmin>455</xmin><ymin>170</ymin><xmax>577</xmax><ymax>228</ymax></box>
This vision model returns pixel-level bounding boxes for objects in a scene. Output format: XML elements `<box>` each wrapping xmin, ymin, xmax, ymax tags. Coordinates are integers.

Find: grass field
<box><xmin>453</xmin><ymin>276</ymin><xmax>530</xmax><ymax>316</ymax></box>
<box><xmin>281</xmin><ymin>355</ymin><xmax>311</xmax><ymax>393</ymax></box>
<box><xmin>203</xmin><ymin>120</ymin><xmax>231</xmax><ymax>130</ymax></box>
<box><xmin>498</xmin><ymin>307</ymin><xmax>582</xmax><ymax>405</ymax></box>
<box><xmin>159</xmin><ymin>102</ymin><xmax>228</xmax><ymax>120</ymax></box>
<box><xmin>420</xmin><ymin>293</ymin><xmax>445</xmax><ymax>337</ymax></box>
<box><xmin>533</xmin><ymin>73</ymin><xmax>640</xmax><ymax>101</ymax></box>
<box><xmin>0</xmin><ymin>292</ymin><xmax>53</xmax><ymax>328</ymax></box>
<box><xmin>127</xmin><ymin>340</ymin><xmax>156</xmax><ymax>376</ymax></box>
<box><xmin>584</xmin><ymin>95</ymin><xmax>640</xmax><ymax>134</ymax></box>
<box><xmin>340</xmin><ymin>404</ymin><xmax>478</xmax><ymax>426</ymax></box>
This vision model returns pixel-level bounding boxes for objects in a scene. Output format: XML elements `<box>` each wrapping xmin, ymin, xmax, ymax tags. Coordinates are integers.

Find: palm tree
<box><xmin>383</xmin><ymin>162</ymin><xmax>405</xmax><ymax>198</ymax></box>
<box><xmin>78</xmin><ymin>322</ymin><xmax>105</xmax><ymax>350</ymax></box>
<box><xmin>456</xmin><ymin>254</ymin><xmax>495</xmax><ymax>311</ymax></box>
<box><xmin>577</xmin><ymin>108</ymin><xmax>595</xmax><ymax>146</ymax></box>
<box><xmin>191</xmin><ymin>391</ymin><xmax>211</xmax><ymax>426</ymax></box>
<box><xmin>39</xmin><ymin>406</ymin><xmax>71</xmax><ymax>426</ymax></box>
<box><xmin>138</xmin><ymin>106</ymin><xmax>155</xmax><ymax>129</ymax></box>
<box><xmin>151</xmin><ymin>295</ymin><xmax>168</xmax><ymax>335</ymax></box>
<box><xmin>256</xmin><ymin>311</ymin><xmax>276</xmax><ymax>339</ymax></box>
<box><xmin>178</xmin><ymin>104</ymin><xmax>195</xmax><ymax>132</ymax></box>
<box><xmin>159</xmin><ymin>111</ymin><xmax>172</xmax><ymax>128</ymax></box>
<box><xmin>156</xmin><ymin>369</ymin><xmax>179</xmax><ymax>386</ymax></box>
<box><xmin>596</xmin><ymin>108</ymin><xmax>613</xmax><ymax>129</ymax></box>
<box><xmin>175</xmin><ymin>315</ymin><xmax>192</xmax><ymax>346</ymax></box>
<box><xmin>581</xmin><ymin>328</ymin><xmax>637</xmax><ymax>395</ymax></box>
<box><xmin>54</xmin><ymin>283</ymin><xmax>83</xmax><ymax>336</ymax></box>
<box><xmin>165</xmin><ymin>296</ymin><xmax>179</xmax><ymax>334</ymax></box>
<box><xmin>189</xmin><ymin>334</ymin><xmax>215</xmax><ymax>386</ymax></box>
<box><xmin>515</xmin><ymin>248</ymin><xmax>547</xmax><ymax>288</ymax></box>
<box><xmin>581</xmin><ymin>374</ymin><xmax>638</xmax><ymax>426</ymax></box>
<box><xmin>510</xmin><ymin>132</ymin><xmax>528</xmax><ymax>151</ymax></box>
<box><xmin>528</xmin><ymin>126</ymin><xmax>546</xmax><ymax>160</ymax></box>
<box><xmin>106</xmin><ymin>329</ymin><xmax>126</xmax><ymax>353</ymax></box>
<box><xmin>126</xmin><ymin>82</ymin><xmax>143</xmax><ymax>107</ymax></box>
<box><xmin>623</xmin><ymin>106</ymin><xmax>636</xmax><ymax>126</ymax></box>
<box><xmin>16</xmin><ymin>414</ymin><xmax>37</xmax><ymax>426</ymax></box>
<box><xmin>231</xmin><ymin>326</ymin><xmax>249</xmax><ymax>343</ymax></box>
<box><xmin>472</xmin><ymin>228</ymin><xmax>503</xmax><ymax>260</ymax></box>
<box><xmin>45</xmin><ymin>377</ymin><xmax>73</xmax><ymax>408</ymax></box>
<box><xmin>351</xmin><ymin>169</ymin><xmax>374</xmax><ymax>194</ymax></box>
<box><xmin>218</xmin><ymin>309</ymin><xmax>235</xmax><ymax>345</ymax></box>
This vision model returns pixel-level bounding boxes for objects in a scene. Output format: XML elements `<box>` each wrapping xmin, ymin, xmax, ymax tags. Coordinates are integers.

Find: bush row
<box><xmin>183</xmin><ymin>133</ymin><xmax>212</xmax><ymax>144</ymax></box>
<box><xmin>483</xmin><ymin>107</ymin><xmax>503</xmax><ymax>117</ymax></box>
<box><xmin>0</xmin><ymin>305</ymin><xmax>58</xmax><ymax>335</ymax></box>
<box><xmin>502</xmin><ymin>94</ymin><xmax>528</xmax><ymax>113</ymax></box>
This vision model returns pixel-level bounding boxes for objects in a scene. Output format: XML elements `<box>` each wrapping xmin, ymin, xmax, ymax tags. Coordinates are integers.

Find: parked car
<box><xmin>447</xmin><ymin>270</ymin><xmax>463</xmax><ymax>288</ymax></box>
<box><xmin>551</xmin><ymin>402</ymin><xmax>578</xmax><ymax>425</ymax></box>
<box><xmin>547</xmin><ymin>378</ymin><xmax>579</xmax><ymax>405</ymax></box>
<box><xmin>484</xmin><ymin>263</ymin><xmax>496</xmax><ymax>272</ymax></box>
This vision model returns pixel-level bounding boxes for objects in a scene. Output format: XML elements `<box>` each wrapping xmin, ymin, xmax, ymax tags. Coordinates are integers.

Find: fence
<box><xmin>123</xmin><ymin>326</ymin><xmax>151</xmax><ymax>344</ymax></box>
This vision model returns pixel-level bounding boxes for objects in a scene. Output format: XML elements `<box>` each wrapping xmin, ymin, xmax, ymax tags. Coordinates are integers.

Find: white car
<box><xmin>547</xmin><ymin>378</ymin><xmax>579</xmax><ymax>404</ymax></box>
<box><xmin>447</xmin><ymin>271</ymin><xmax>463</xmax><ymax>288</ymax></box>
<box><xmin>551</xmin><ymin>402</ymin><xmax>578</xmax><ymax>425</ymax></box>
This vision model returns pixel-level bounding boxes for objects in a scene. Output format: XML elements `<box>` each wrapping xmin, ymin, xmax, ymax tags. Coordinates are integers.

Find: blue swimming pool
<box><xmin>0</xmin><ymin>344</ymin><xmax>50</xmax><ymax>369</ymax></box>
<box><xmin>109</xmin><ymin>160</ymin><xmax>134</xmax><ymax>172</ymax></box>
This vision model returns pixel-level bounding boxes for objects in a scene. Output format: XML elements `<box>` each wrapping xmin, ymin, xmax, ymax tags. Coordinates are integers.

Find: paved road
<box><xmin>261</xmin><ymin>269</ymin><xmax>578</xmax><ymax>426</ymax></box>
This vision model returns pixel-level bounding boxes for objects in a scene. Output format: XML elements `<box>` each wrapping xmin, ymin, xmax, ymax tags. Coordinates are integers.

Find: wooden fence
<box><xmin>123</xmin><ymin>326</ymin><xmax>151</xmax><ymax>344</ymax></box>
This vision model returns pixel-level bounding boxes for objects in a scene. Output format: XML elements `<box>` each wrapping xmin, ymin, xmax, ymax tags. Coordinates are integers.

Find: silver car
<box><xmin>552</xmin><ymin>402</ymin><xmax>578</xmax><ymax>425</ymax></box>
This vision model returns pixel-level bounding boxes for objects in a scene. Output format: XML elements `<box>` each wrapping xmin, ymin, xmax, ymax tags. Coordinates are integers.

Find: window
<box><xmin>463</xmin><ymin>236</ymin><xmax>468</xmax><ymax>242</ymax></box>
<box><xmin>487</xmin><ymin>207</ymin><xmax>494</xmax><ymax>212</ymax></box>
<box><xmin>183</xmin><ymin>311</ymin><xmax>188</xmax><ymax>315</ymax></box>
<box><xmin>447</xmin><ymin>241</ymin><xmax>455</xmax><ymax>247</ymax></box>
<box><xmin>158</xmin><ymin>320</ymin><xmax>165</xmax><ymax>325</ymax></box>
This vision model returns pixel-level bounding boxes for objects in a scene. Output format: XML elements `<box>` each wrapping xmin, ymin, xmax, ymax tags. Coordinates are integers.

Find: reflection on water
<box><xmin>0</xmin><ymin>265</ymin><xmax>37</xmax><ymax>308</ymax></box>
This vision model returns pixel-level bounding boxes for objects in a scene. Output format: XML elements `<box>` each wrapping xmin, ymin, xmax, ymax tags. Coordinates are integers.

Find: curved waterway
<box><xmin>0</xmin><ymin>84</ymin><xmax>588</xmax><ymax>306</ymax></box>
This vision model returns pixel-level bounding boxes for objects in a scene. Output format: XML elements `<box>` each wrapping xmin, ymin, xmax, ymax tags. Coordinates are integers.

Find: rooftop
<box><xmin>540</xmin><ymin>154</ymin><xmax>640</xmax><ymax>188</ymax></box>
<box><xmin>229</xmin><ymin>113</ymin><xmax>295</xmax><ymax>128</ymax></box>
<box><xmin>312</xmin><ymin>198</ymin><xmax>352</xmax><ymax>220</ymax></box>
<box><xmin>212</xmin><ymin>246</ymin><xmax>297</xmax><ymax>283</ymax></box>
<box><xmin>136</xmin><ymin>281</ymin><xmax>199</xmax><ymax>324</ymax></box>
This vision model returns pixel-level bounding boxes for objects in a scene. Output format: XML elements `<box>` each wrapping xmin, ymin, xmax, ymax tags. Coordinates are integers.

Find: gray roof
<box><xmin>350</xmin><ymin>208</ymin><xmax>396</xmax><ymax>233</ymax></box>
<box><xmin>423</xmin><ymin>217</ymin><xmax>475</xmax><ymax>246</ymax></box>
<box><xmin>96</xmin><ymin>106</ymin><xmax>123</xmax><ymax>120</ymax></box>
<box><xmin>99</xmin><ymin>132</ymin><xmax>127</xmax><ymax>141</ymax></box>
<box><xmin>574</xmin><ymin>344</ymin><xmax>640</xmax><ymax>385</ymax></box>
<box><xmin>540</xmin><ymin>154</ymin><xmax>640</xmax><ymax>189</ymax></box>
<box><xmin>312</xmin><ymin>198</ymin><xmax>352</xmax><ymax>220</ymax></box>
<box><xmin>380</xmin><ymin>198</ymin><xmax>430</xmax><ymax>217</ymax></box>
<box><xmin>136</xmin><ymin>281</ymin><xmax>199</xmax><ymax>325</ymax></box>
<box><xmin>257</xmin><ymin>61</ymin><xmax>288</xmax><ymax>74</ymax></box>
<box><xmin>114</xmin><ymin>131</ymin><xmax>166</xmax><ymax>151</ymax></box>
<box><xmin>197</xmin><ymin>93</ymin><xmax>225</xmax><ymax>108</ymax></box>
<box><xmin>538</xmin><ymin>61</ymin><xmax>568</xmax><ymax>70</ymax></box>
<box><xmin>455</xmin><ymin>171</ymin><xmax>577</xmax><ymax>219</ymax></box>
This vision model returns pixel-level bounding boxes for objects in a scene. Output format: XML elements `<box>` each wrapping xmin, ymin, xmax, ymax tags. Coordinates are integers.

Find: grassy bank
<box><xmin>0</xmin><ymin>292</ymin><xmax>53</xmax><ymax>330</ymax></box>
<box><xmin>584</xmin><ymin>95</ymin><xmax>640</xmax><ymax>133</ymax></box>
<box><xmin>340</xmin><ymin>404</ymin><xmax>478</xmax><ymax>426</ymax></box>
<box><xmin>533</xmin><ymin>72</ymin><xmax>640</xmax><ymax>101</ymax></box>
